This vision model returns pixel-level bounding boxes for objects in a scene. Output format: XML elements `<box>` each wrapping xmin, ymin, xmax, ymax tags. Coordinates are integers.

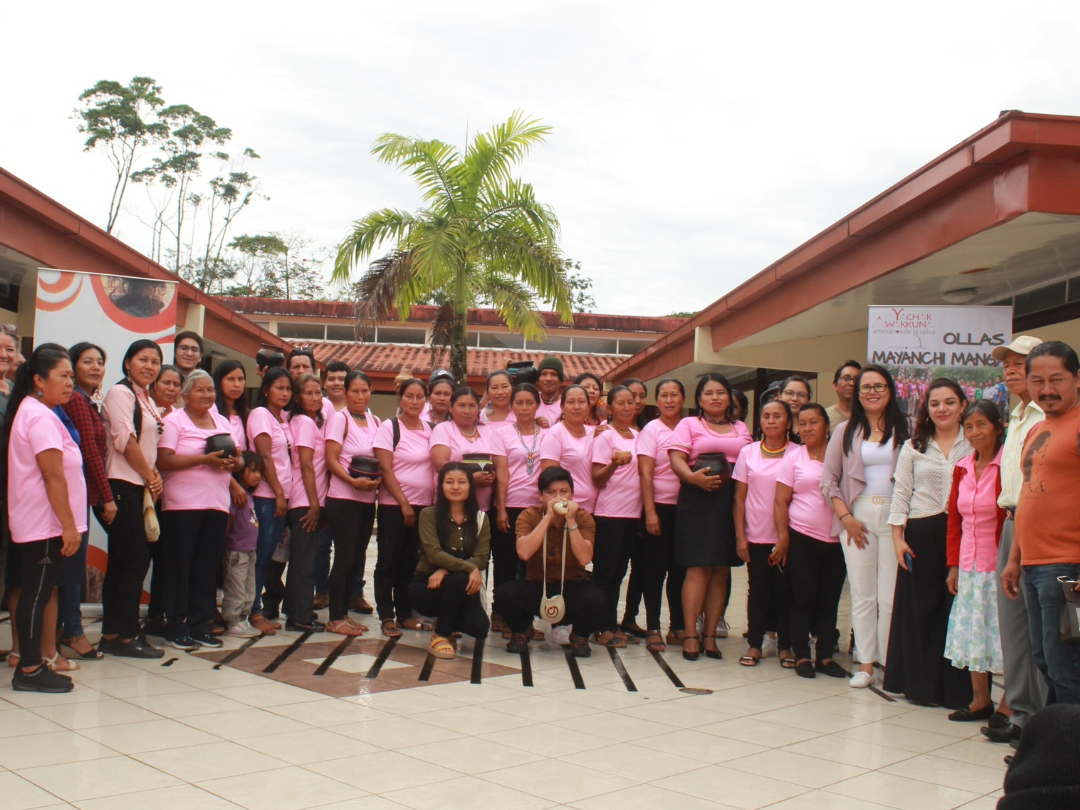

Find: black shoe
<box><xmin>988</xmin><ymin>711</ymin><xmax>1010</xmax><ymax>730</ymax></box>
<box><xmin>569</xmin><ymin>634</ymin><xmax>592</xmax><ymax>658</ymax></box>
<box><xmin>285</xmin><ymin>619</ymin><xmax>325</xmax><ymax>633</ymax></box>
<box><xmin>703</xmin><ymin>635</ymin><xmax>722</xmax><ymax>660</ymax></box>
<box><xmin>12</xmin><ymin>664</ymin><xmax>74</xmax><ymax>693</ymax></box>
<box><xmin>816</xmin><ymin>660</ymin><xmax>847</xmax><ymax>678</ymax></box>
<box><xmin>795</xmin><ymin>661</ymin><xmax>816</xmax><ymax>679</ymax></box>
<box><xmin>981</xmin><ymin>722</ymin><xmax>1022</xmax><ymax>744</ymax></box>
<box><xmin>112</xmin><ymin>637</ymin><xmax>165</xmax><ymax>659</ymax></box>
<box><xmin>96</xmin><ymin>637</ymin><xmax>120</xmax><ymax>655</ymax></box>
<box><xmin>948</xmin><ymin>704</ymin><xmax>995</xmax><ymax>722</ymax></box>
<box><xmin>1009</xmin><ymin>739</ymin><xmax>1020</xmax><ymax>750</ymax></box>
<box><xmin>619</xmin><ymin>621</ymin><xmax>648</xmax><ymax>639</ymax></box>
<box><xmin>142</xmin><ymin>616</ymin><xmax>168</xmax><ymax>637</ymax></box>
<box><xmin>506</xmin><ymin>633</ymin><xmax>530</xmax><ymax>654</ymax></box>
<box><xmin>166</xmin><ymin>636</ymin><xmax>198</xmax><ymax>651</ymax></box>
<box><xmin>191</xmin><ymin>633</ymin><xmax>223</xmax><ymax>649</ymax></box>
<box><xmin>1004</xmin><ymin>754</ymin><xmax>1015</xmax><ymax>766</ymax></box>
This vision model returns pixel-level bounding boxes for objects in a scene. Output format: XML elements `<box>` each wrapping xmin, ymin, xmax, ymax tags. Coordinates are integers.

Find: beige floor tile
<box><xmin>57</xmin><ymin>659</ymin><xmax>146</xmax><ymax>682</ymax></box>
<box><xmin>0</xmin><ymin>730</ymin><xmax>117</xmax><ymax>769</ymax></box>
<box><xmin>333</xmin><ymin>715</ymin><xmax>466</xmax><ymax>749</ymax></box>
<box><xmin>234</xmin><ymin>728</ymin><xmax>377</xmax><ymax>765</ymax></box>
<box><xmin>353</xmin><ymin>689</ymin><xmax>464</xmax><ymax>715</ymax></box>
<box><xmin>634</xmin><ymin>728</ymin><xmax>767</xmax><ymax>763</ymax></box>
<box><xmin>181</xmin><ymin>708</ymin><xmax>313</xmax><ymax>739</ymax></box>
<box><xmin>653</xmin><ymin>764</ymin><xmax>806</xmax><ymax>810</ymax></box>
<box><xmin>164</xmin><ymin>667</ymin><xmax>270</xmax><ymax>690</ymax></box>
<box><xmin>546</xmin><ymin>685</ymin><xmax>662</xmax><ymax>711</ymax></box>
<box><xmin>766</xmin><ymin>790</ymin><xmax>896</xmax><ymax>809</ymax></box>
<box><xmin>480</xmin><ymin>758</ymin><xmax>635</xmax><ymax>804</ymax></box>
<box><xmin>382</xmin><ymin>774</ymin><xmax>556</xmax><ymax>810</ymax></box>
<box><xmin>16</xmin><ymin>756</ymin><xmax>181</xmax><ymax>802</ymax></box>
<box><xmin>0</xmin><ymin>770</ymin><xmax>68</xmax><ymax>810</ymax></box>
<box><xmin>803</xmin><ymin>694</ymin><xmax>916</xmax><ymax>721</ymax></box>
<box><xmin>722</xmin><ymin>748</ymin><xmax>867</xmax><ymax>788</ymax></box>
<box><xmin>615</xmin><ymin>696</ymin><xmax>735</xmax><ymax>728</ymax></box>
<box><xmin>485</xmin><ymin>694</ymin><xmax>605</xmax><ymax>721</ymax></box>
<box><xmin>824</xmin><ymin>771</ymin><xmax>981</xmax><ymax>810</ymax></box>
<box><xmin>71</xmin><ymin>783</ymin><xmax>244</xmax><ymax>810</ymax></box>
<box><xmin>396</xmin><ymin>735</ymin><xmax>544</xmax><ymax>774</ymax></box>
<box><xmin>0</xmin><ymin>708</ymin><xmax>67</xmax><ymax>737</ymax></box>
<box><xmin>568</xmin><ymin>782</ymin><xmax>736</xmax><ymax>810</ymax></box>
<box><xmin>833</xmin><ymin>722</ymin><xmax>962</xmax><ymax>753</ymax></box>
<box><xmin>565</xmin><ymin>741</ymin><xmax>706</xmax><ymax>781</ymax></box>
<box><xmin>555</xmin><ymin>711</ymin><xmax>675</xmax><ymax>742</ymax></box>
<box><xmin>782</xmin><ymin>735</ymin><xmax>916</xmax><ymax>769</ymax></box>
<box><xmin>0</xmin><ymin>684</ymin><xmax>104</xmax><ymax>709</ymax></box>
<box><xmin>480</xmin><ymin>722</ymin><xmax>613</xmax><ymax>757</ymax></box>
<box><xmin>932</xmin><ymin>739</ymin><xmax>1015</xmax><ymax>769</ymax></box>
<box><xmin>419</xmin><ymin>704</ymin><xmax>533</xmax><ymax>734</ymax></box>
<box><xmin>311</xmin><ymin>798</ymin><xmax>412</xmax><ymax>810</ymax></box>
<box><xmin>881</xmin><ymin>754</ymin><xmax>1006</xmax><ymax>793</ymax></box>
<box><xmin>120</xmin><ymin>653</ymin><xmax>212</xmax><ymax>673</ymax></box>
<box><xmin>304</xmin><ymin>750</ymin><xmax>458</xmax><ymax>794</ymax></box>
<box><xmin>883</xmin><ymin>710</ymin><xmax>986</xmax><ymax>738</ymax></box>
<box><xmin>125</xmin><ymin>690</ymin><xmax>252</xmax><ymax>718</ymax></box>
<box><xmin>76</xmin><ymin>719</ymin><xmax>218</xmax><ymax>754</ymax></box>
<box><xmin>197</xmin><ymin>766</ymin><xmax>365</xmax><ymax>810</ymax></box>
<box><xmin>954</xmin><ymin>797</ymin><xmax>1001</xmax><ymax>810</ymax></box>
<box><xmin>30</xmin><ymin>698</ymin><xmax>160</xmax><ymax>729</ymax></box>
<box><xmin>88</xmin><ymin>674</ymin><xmax>199</xmax><ymax>699</ymax></box>
<box><xmin>211</xmin><ymin>683</ymin><xmax>328</xmax><ymax>708</ymax></box>
<box><xmin>133</xmin><ymin>740</ymin><xmax>288</xmax><ymax>782</ymax></box>
<box><xmin>397</xmin><ymin>679</ymin><xmax>520</xmax><ymax>705</ymax></box>
<box><xmin>267</xmin><ymin>698</ymin><xmax>395</xmax><ymax>726</ymax></box>
<box><xmin>697</xmin><ymin>716</ymin><xmax>823</xmax><ymax>747</ymax></box>
<box><xmin>749</xmin><ymin>705</ymin><xmax>871</xmax><ymax>734</ymax></box>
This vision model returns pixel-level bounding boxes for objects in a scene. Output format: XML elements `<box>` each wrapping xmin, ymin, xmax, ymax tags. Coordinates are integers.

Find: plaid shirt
<box><xmin>62</xmin><ymin>388</ymin><xmax>113</xmax><ymax>506</ymax></box>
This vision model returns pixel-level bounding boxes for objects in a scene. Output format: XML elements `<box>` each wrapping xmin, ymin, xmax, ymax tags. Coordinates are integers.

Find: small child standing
<box><xmin>224</xmin><ymin>452</ymin><xmax>266</xmax><ymax>637</ymax></box>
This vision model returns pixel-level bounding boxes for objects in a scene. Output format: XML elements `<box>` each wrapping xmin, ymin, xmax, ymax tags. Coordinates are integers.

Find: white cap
<box><xmin>991</xmin><ymin>335</ymin><xmax>1043</xmax><ymax>362</ymax></box>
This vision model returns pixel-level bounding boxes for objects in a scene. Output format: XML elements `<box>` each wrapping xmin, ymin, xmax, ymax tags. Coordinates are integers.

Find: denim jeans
<box><xmin>56</xmin><ymin>530</ymin><xmax>90</xmax><ymax>639</ymax></box>
<box><xmin>252</xmin><ymin>496</ymin><xmax>287</xmax><ymax>616</ymax></box>
<box><xmin>1023</xmin><ymin>563</ymin><xmax>1080</xmax><ymax>705</ymax></box>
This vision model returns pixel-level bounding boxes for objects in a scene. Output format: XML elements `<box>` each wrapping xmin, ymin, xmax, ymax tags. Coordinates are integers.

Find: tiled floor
<box><xmin>0</xmin><ymin>566</ymin><xmax>1009</xmax><ymax>809</ymax></box>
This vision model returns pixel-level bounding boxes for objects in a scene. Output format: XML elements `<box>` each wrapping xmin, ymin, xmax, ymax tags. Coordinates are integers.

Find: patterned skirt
<box><xmin>944</xmin><ymin>569</ymin><xmax>1003</xmax><ymax>673</ymax></box>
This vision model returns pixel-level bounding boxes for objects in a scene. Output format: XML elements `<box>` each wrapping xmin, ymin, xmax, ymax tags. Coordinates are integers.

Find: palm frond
<box><xmin>372</xmin><ymin>134</ymin><xmax>462</xmax><ymax>213</ymax></box>
<box><xmin>332</xmin><ymin>208</ymin><xmax>418</xmax><ymax>283</ymax></box>
<box><xmin>482</xmin><ymin>233</ymin><xmax>572</xmax><ymax>323</ymax></box>
<box><xmin>480</xmin><ymin>274</ymin><xmax>546</xmax><ymax>341</ymax></box>
<box><xmin>460</xmin><ymin>111</ymin><xmax>551</xmax><ymax>203</ymax></box>
<box><xmin>427</xmin><ymin>300</ymin><xmax>455</xmax><ymax>368</ymax></box>
<box><xmin>351</xmin><ymin>250</ymin><xmax>416</xmax><ymax>334</ymax></box>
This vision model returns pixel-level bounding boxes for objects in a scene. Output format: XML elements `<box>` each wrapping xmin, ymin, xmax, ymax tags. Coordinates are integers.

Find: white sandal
<box><xmin>44</xmin><ymin>652</ymin><xmax>80</xmax><ymax>673</ymax></box>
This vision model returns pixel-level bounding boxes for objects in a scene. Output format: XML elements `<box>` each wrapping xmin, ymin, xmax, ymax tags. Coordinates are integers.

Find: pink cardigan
<box><xmin>820</xmin><ymin>420</ymin><xmax>903</xmax><ymax>536</ymax></box>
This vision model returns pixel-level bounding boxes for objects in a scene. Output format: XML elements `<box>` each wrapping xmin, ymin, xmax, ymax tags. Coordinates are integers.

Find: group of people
<box><xmin>4</xmin><ymin>326</ymin><xmax>1079</xmax><ymax>766</ymax></box>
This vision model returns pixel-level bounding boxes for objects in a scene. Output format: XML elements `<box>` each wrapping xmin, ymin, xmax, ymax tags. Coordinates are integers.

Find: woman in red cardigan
<box><xmin>944</xmin><ymin>400</ymin><xmax>1008</xmax><ymax>723</ymax></box>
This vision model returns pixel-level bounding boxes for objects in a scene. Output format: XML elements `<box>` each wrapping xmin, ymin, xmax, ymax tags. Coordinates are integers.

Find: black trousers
<box><xmin>100</xmin><ymin>480</ymin><xmax>151</xmax><ymax>639</ymax></box>
<box><xmin>374</xmin><ymin>504</ymin><xmax>422</xmax><ymax>621</ymax></box>
<box><xmin>14</xmin><ymin>537</ymin><xmax>62</xmax><ymax>669</ymax></box>
<box><xmin>592</xmin><ymin>516</ymin><xmax>638</xmax><ymax>632</ymax></box>
<box><xmin>161</xmin><ymin>509</ymin><xmax>227</xmax><ymax>638</ymax></box>
<box><xmin>407</xmin><ymin>571</ymin><xmax>489</xmax><ymax>639</ymax></box>
<box><xmin>788</xmin><ymin>529</ymin><xmax>847</xmax><ymax>662</ymax></box>
<box><xmin>624</xmin><ymin>504</ymin><xmax>685</xmax><ymax>632</ymax></box>
<box><xmin>747</xmin><ymin>542</ymin><xmax>791</xmax><ymax>651</ymax></box>
<box><xmin>488</xmin><ymin>506</ymin><xmax>524</xmax><ymax>595</ymax></box>
<box><xmin>285</xmin><ymin>507</ymin><xmax>320</xmax><ymax>624</ymax></box>
<box><xmin>495</xmin><ymin>579</ymin><xmax>606</xmax><ymax>639</ymax></box>
<box><xmin>326</xmin><ymin>499</ymin><xmax>377</xmax><ymax>622</ymax></box>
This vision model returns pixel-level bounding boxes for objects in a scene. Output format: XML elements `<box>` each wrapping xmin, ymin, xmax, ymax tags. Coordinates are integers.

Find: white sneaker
<box><xmin>228</xmin><ymin>621</ymin><xmax>260</xmax><ymax>638</ymax></box>
<box><xmin>715</xmin><ymin>617</ymin><xmax>730</xmax><ymax>638</ymax></box>
<box><xmin>550</xmin><ymin>625</ymin><xmax>573</xmax><ymax>646</ymax></box>
<box><xmin>761</xmin><ymin>635</ymin><xmax>778</xmax><ymax>658</ymax></box>
<box><xmin>849</xmin><ymin>670</ymin><xmax>873</xmax><ymax>689</ymax></box>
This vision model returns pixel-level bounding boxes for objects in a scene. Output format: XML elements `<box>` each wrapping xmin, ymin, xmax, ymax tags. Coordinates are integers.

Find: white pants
<box><xmin>840</xmin><ymin>496</ymin><xmax>897</xmax><ymax>666</ymax></box>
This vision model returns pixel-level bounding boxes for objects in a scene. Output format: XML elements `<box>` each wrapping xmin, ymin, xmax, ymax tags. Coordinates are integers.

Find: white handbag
<box><xmin>540</xmin><ymin>522</ymin><xmax>568</xmax><ymax>624</ymax></box>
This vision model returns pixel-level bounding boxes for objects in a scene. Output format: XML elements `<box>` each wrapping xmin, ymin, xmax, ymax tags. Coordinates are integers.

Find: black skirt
<box><xmin>673</xmin><ymin>479</ymin><xmax>742</xmax><ymax>568</ymax></box>
<box><xmin>883</xmin><ymin>513</ymin><xmax>973</xmax><ymax>709</ymax></box>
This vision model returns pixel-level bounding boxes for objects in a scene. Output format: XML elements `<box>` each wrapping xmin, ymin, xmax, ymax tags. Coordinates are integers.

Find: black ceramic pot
<box><xmin>205</xmin><ymin>433</ymin><xmax>238</xmax><ymax>459</ymax></box>
<box><xmin>461</xmin><ymin>452</ymin><xmax>493</xmax><ymax>472</ymax></box>
<box><xmin>349</xmin><ymin>455</ymin><xmax>381</xmax><ymax>479</ymax></box>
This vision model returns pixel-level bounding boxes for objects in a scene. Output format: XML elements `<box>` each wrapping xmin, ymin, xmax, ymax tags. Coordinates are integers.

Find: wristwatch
<box><xmin>566</xmin><ymin>522</ymin><xmax>579</xmax><ymax>533</ymax></box>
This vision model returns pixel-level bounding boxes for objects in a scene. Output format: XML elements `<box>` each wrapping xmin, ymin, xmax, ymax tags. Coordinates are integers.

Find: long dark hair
<box><xmin>118</xmin><ymin>338</ymin><xmax>163</xmax><ymax>385</ymax></box>
<box><xmin>68</xmin><ymin>341</ymin><xmax>106</xmax><ymax>394</ymax></box>
<box><xmin>2</xmin><ymin>348</ymin><xmax>71</xmax><ymax>485</ymax></box>
<box><xmin>213</xmin><ymin>359</ymin><xmax>249</xmax><ymax>423</ymax></box>
<box><xmin>911</xmin><ymin>378</ymin><xmax>966</xmax><ymax>453</ymax></box>
<box><xmin>434</xmin><ymin>462</ymin><xmax>480</xmax><ymax>554</ymax></box>
<box><xmin>842</xmin><ymin>364</ymin><xmax>909</xmax><ymax>454</ymax></box>
<box><xmin>255</xmin><ymin>366</ymin><xmax>292</xmax><ymax>409</ymax></box>
<box><xmin>694</xmin><ymin>372</ymin><xmax>738</xmax><ymax>423</ymax></box>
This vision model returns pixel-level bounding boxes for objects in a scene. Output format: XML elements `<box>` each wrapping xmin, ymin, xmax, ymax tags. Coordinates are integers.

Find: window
<box><xmin>1014</xmin><ymin>282</ymin><xmax>1066</xmax><ymax>317</ymax></box>
<box><xmin>526</xmin><ymin>335</ymin><xmax>572</xmax><ymax>352</ymax></box>
<box><xmin>571</xmin><ymin>336</ymin><xmax>619</xmax><ymax>354</ymax></box>
<box><xmin>278</xmin><ymin>322</ymin><xmax>325</xmax><ymax>340</ymax></box>
<box><xmin>616</xmin><ymin>338</ymin><xmax>652</xmax><ymax>355</ymax></box>
<box><xmin>325</xmin><ymin>324</ymin><xmax>357</xmax><ymax>341</ymax></box>
<box><xmin>478</xmin><ymin>332</ymin><xmax>524</xmax><ymax>350</ymax></box>
<box><xmin>377</xmin><ymin>326</ymin><xmax>426</xmax><ymax>345</ymax></box>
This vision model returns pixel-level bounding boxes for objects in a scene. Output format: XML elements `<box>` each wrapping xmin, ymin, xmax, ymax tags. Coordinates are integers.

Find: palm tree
<box><xmin>332</xmin><ymin>112</ymin><xmax>572</xmax><ymax>384</ymax></box>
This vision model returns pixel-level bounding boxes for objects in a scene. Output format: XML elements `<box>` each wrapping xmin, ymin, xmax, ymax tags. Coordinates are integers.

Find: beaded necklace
<box><xmin>516</xmin><ymin>422</ymin><xmax>541</xmax><ymax>475</ymax></box>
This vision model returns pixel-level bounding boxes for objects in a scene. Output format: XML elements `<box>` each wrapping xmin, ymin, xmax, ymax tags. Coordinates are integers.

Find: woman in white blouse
<box><xmin>884</xmin><ymin>379</ymin><xmax>973</xmax><ymax>708</ymax></box>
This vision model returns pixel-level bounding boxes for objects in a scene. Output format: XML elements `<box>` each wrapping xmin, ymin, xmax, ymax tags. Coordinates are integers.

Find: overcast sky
<box><xmin>3</xmin><ymin>2</ymin><xmax>1078</xmax><ymax>316</ymax></box>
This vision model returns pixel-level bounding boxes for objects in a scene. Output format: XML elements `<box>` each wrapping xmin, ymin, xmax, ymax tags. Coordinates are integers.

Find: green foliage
<box><xmin>666</xmin><ymin>310</ymin><xmax>698</xmax><ymax>318</ymax></box>
<box><xmin>219</xmin><ymin>232</ymin><xmax>326</xmax><ymax>300</ymax></box>
<box><xmin>333</xmin><ymin>111</ymin><xmax>572</xmax><ymax>383</ymax></box>
<box><xmin>561</xmin><ymin>260</ymin><xmax>595</xmax><ymax>313</ymax></box>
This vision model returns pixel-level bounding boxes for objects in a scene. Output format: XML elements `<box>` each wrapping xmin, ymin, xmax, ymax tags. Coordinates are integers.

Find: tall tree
<box><xmin>333</xmin><ymin>112</ymin><xmax>572</xmax><ymax>383</ymax></box>
<box><xmin>74</xmin><ymin>76</ymin><xmax>167</xmax><ymax>233</ymax></box>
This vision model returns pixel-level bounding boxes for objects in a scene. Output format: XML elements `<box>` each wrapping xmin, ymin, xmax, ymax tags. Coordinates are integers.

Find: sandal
<box><xmin>683</xmin><ymin>635</ymin><xmax>701</xmax><ymax>661</ymax></box>
<box><xmin>326</xmin><ymin>619</ymin><xmax>365</xmax><ymax>636</ymax></box>
<box><xmin>739</xmin><ymin>653</ymin><xmax>760</xmax><ymax>667</ymax></box>
<box><xmin>592</xmin><ymin>631</ymin><xmax>627</xmax><ymax>648</ymax></box>
<box><xmin>491</xmin><ymin>613</ymin><xmax>507</xmax><ymax>633</ymax></box>
<box><xmin>666</xmin><ymin>629</ymin><xmax>684</xmax><ymax>646</ymax></box>
<box><xmin>529</xmin><ymin>628</ymin><xmax>545</xmax><ymax>642</ymax></box>
<box><xmin>59</xmin><ymin>636</ymin><xmax>104</xmax><ymax>661</ymax></box>
<box><xmin>397</xmin><ymin>617</ymin><xmax>432</xmax><ymax>632</ymax></box>
<box><xmin>780</xmin><ymin>656</ymin><xmax>797</xmax><ymax>669</ymax></box>
<box><xmin>703</xmin><ymin>635</ymin><xmax>722</xmax><ymax>660</ymax></box>
<box><xmin>646</xmin><ymin>631</ymin><xmax>666</xmax><ymax>653</ymax></box>
<box><xmin>45</xmin><ymin>652</ymin><xmax>80</xmax><ymax>673</ymax></box>
<box><xmin>381</xmin><ymin>618</ymin><xmax>403</xmax><ymax>638</ymax></box>
<box><xmin>428</xmin><ymin>633</ymin><xmax>456</xmax><ymax>660</ymax></box>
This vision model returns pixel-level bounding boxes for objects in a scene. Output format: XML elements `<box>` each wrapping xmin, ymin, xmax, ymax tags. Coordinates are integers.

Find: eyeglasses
<box><xmin>781</xmin><ymin>390</ymin><xmax>810</xmax><ymax>401</ymax></box>
<box><xmin>176</xmin><ymin>345</ymin><xmax>201</xmax><ymax>354</ymax></box>
<box><xmin>859</xmin><ymin>383</ymin><xmax>889</xmax><ymax>394</ymax></box>
<box><xmin>837</xmin><ymin>375</ymin><xmax>857</xmax><ymax>384</ymax></box>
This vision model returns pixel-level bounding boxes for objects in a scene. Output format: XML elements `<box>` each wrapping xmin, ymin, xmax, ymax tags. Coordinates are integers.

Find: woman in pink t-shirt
<box><xmin>668</xmin><ymin>373</ymin><xmax>752</xmax><ymax>661</ymax></box>
<box><xmin>157</xmin><ymin>370</ymin><xmax>240</xmax><ymax>650</ymax></box>
<box><xmin>491</xmin><ymin>383</ymin><xmax>546</xmax><ymax>612</ymax></box>
<box><xmin>212</xmin><ymin>360</ymin><xmax>250</xmax><ymax>508</ymax></box>
<box><xmin>324</xmin><ymin>370</ymin><xmax>381</xmax><ymax>635</ymax></box>
<box><xmin>540</xmin><ymin>385</ymin><xmax>598</xmax><ymax>511</ymax></box>
<box><xmin>590</xmin><ymin>386</ymin><xmax>642</xmax><ymax>648</ymax></box>
<box><xmin>373</xmin><ymin>378</ymin><xmax>435</xmax><ymax>636</ymax></box>
<box><xmin>733</xmin><ymin>400</ymin><xmax>795</xmax><ymax>667</ymax></box>
<box><xmin>777</xmin><ymin>404</ymin><xmax>847</xmax><ymax>679</ymax></box>
<box><xmin>423</xmin><ymin>376</ymin><xmax>454</xmax><ymax>428</ymax></box>
<box><xmin>479</xmin><ymin>370</ymin><xmax>516</xmax><ymax>427</ymax></box>
<box><xmin>636</xmin><ymin>378</ymin><xmax>686</xmax><ymax>651</ymax></box>
<box><xmin>246</xmin><ymin>367</ymin><xmax>293</xmax><ymax>635</ymax></box>
<box><xmin>6</xmin><ymin>347</ymin><xmax>87</xmax><ymax>692</ymax></box>
<box><xmin>431</xmin><ymin>387</ymin><xmax>497</xmax><ymax>512</ymax></box>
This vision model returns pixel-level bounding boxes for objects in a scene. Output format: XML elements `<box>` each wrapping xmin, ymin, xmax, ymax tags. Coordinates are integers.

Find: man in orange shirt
<box><xmin>1003</xmin><ymin>341</ymin><xmax>1080</xmax><ymax>705</ymax></box>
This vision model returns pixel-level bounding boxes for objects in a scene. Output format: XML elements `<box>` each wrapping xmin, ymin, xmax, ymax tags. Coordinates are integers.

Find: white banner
<box><xmin>36</xmin><ymin>269</ymin><xmax>178</xmax><ymax>602</ymax></box>
<box><xmin>867</xmin><ymin>305</ymin><xmax>1013</xmax><ymax>418</ymax></box>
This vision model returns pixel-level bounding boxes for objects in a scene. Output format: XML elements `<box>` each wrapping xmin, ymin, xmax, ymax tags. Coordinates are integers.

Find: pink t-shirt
<box><xmin>288</xmin><ymin>414</ymin><xmax>329</xmax><ymax>509</ymax></box>
<box><xmin>227</xmin><ymin>413</ymin><xmax>248</xmax><ymax>454</ymax></box>
<box><xmin>159</xmin><ymin>408</ymin><xmax>234</xmax><ymax>513</ymax></box>
<box><xmin>539</xmin><ymin>423</ymin><xmax>597</xmax><ymax>512</ymax></box>
<box><xmin>8</xmin><ymin>397</ymin><xmax>88</xmax><ymax>543</ymax></box>
<box><xmin>536</xmin><ymin>398</ymin><xmax>562</xmax><ymax>427</ymax></box>
<box><xmin>490</xmin><ymin>422</ymin><xmax>546</xmax><ymax>509</ymax></box>
<box><xmin>325</xmin><ymin>410</ymin><xmax>381</xmax><ymax>504</ymax></box>
<box><xmin>592</xmin><ymin>428</ymin><xmax>642</xmax><ymax>518</ymax></box>
<box><xmin>636</xmin><ymin>419</ymin><xmax>679</xmax><ymax>506</ymax></box>
<box><xmin>668</xmin><ymin>417</ymin><xmax>751</xmax><ymax>465</ymax></box>
<box><xmin>479</xmin><ymin>408</ymin><xmax>516</xmax><ymax>426</ymax></box>
<box><xmin>776</xmin><ymin>445</ymin><xmax>836</xmax><ymax>543</ymax></box>
<box><xmin>732</xmin><ymin>442</ymin><xmax>793</xmax><ymax>544</ymax></box>
<box><xmin>430</xmin><ymin>421</ymin><xmax>496</xmax><ymax>511</ymax></box>
<box><xmin>955</xmin><ymin>450</ymin><xmax>1003</xmax><ymax>573</ymax></box>
<box><xmin>246</xmin><ymin>407</ymin><xmax>293</xmax><ymax>500</ymax></box>
<box><xmin>374</xmin><ymin>418</ymin><xmax>434</xmax><ymax>507</ymax></box>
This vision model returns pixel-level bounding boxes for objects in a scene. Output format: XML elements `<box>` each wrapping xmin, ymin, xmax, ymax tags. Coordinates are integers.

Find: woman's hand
<box><xmin>690</xmin><ymin>469</ymin><xmax>722</xmax><ymax>492</ymax></box>
<box><xmin>274</xmin><ymin>491</ymin><xmax>287</xmax><ymax>517</ymax></box>
<box><xmin>644</xmin><ymin>510</ymin><xmax>661</xmax><ymax>537</ymax></box>
<box><xmin>402</xmin><ymin>504</ymin><xmax>417</xmax><ymax>527</ymax></box>
<box><xmin>473</xmin><ymin>470</ymin><xmax>495</xmax><ymax>488</ymax></box>
<box><xmin>894</xmin><ymin>537</ymin><xmax>915</xmax><ymax>570</ymax></box>
<box><xmin>536</xmin><ymin>417</ymin><xmax>550</xmax><ymax>429</ymax></box>
<box><xmin>353</xmin><ymin>476</ymin><xmax>381</xmax><ymax>492</ymax></box>
<box><xmin>300</xmin><ymin>505</ymin><xmax>320</xmax><ymax>533</ymax></box>
<box><xmin>769</xmin><ymin>540</ymin><xmax>788</xmax><ymax>568</ymax></box>
<box><xmin>230</xmin><ymin>479</ymin><xmax>249</xmax><ymax>509</ymax></box>
<box><xmin>497</xmin><ymin>508</ymin><xmax>510</xmax><ymax>533</ymax></box>
<box><xmin>146</xmin><ymin>469</ymin><xmax>164</xmax><ymax>500</ymax></box>
<box><xmin>736</xmin><ymin>538</ymin><xmax>750</xmax><ymax>563</ymax></box>
<box><xmin>61</xmin><ymin>526</ymin><xmax>82</xmax><ymax>557</ymax></box>
<box><xmin>946</xmin><ymin>565</ymin><xmax>959</xmax><ymax>596</ymax></box>
<box><xmin>101</xmin><ymin>500</ymin><xmax>118</xmax><ymax>525</ymax></box>
<box><xmin>428</xmin><ymin>568</ymin><xmax>447</xmax><ymax>589</ymax></box>
<box><xmin>203</xmin><ymin>450</ymin><xmax>233</xmax><ymax>471</ymax></box>
<box><xmin>466</xmin><ymin>568</ymin><xmax>484</xmax><ymax>595</ymax></box>
<box><xmin>841</xmin><ymin>515</ymin><xmax>869</xmax><ymax>549</ymax></box>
